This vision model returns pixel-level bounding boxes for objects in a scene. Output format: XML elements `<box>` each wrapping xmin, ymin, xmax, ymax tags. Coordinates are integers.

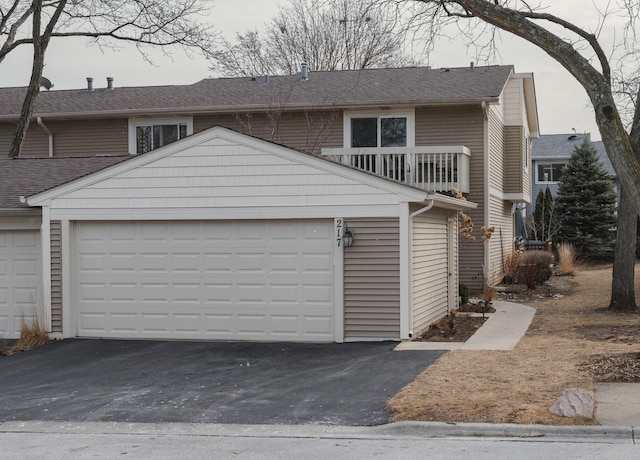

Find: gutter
<box><xmin>36</xmin><ymin>117</ymin><xmax>54</xmax><ymax>157</ymax></box>
<box><xmin>0</xmin><ymin>98</ymin><xmax>502</xmax><ymax>122</ymax></box>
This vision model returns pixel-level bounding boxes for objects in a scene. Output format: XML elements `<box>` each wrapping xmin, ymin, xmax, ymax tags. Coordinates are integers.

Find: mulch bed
<box><xmin>583</xmin><ymin>353</ymin><xmax>640</xmax><ymax>382</ymax></box>
<box><xmin>414</xmin><ymin>314</ymin><xmax>487</xmax><ymax>342</ymax></box>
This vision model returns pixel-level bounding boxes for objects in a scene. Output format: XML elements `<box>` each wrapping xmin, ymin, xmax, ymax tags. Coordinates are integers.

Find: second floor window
<box><xmin>537</xmin><ymin>163</ymin><xmax>566</xmax><ymax>183</ymax></box>
<box><xmin>136</xmin><ymin>123</ymin><xmax>188</xmax><ymax>154</ymax></box>
<box><xmin>129</xmin><ymin>118</ymin><xmax>193</xmax><ymax>154</ymax></box>
<box><xmin>350</xmin><ymin>116</ymin><xmax>408</xmax><ymax>148</ymax></box>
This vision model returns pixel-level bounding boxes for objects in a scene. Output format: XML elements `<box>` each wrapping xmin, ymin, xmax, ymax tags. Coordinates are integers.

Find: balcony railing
<box><xmin>321</xmin><ymin>146</ymin><xmax>471</xmax><ymax>193</ymax></box>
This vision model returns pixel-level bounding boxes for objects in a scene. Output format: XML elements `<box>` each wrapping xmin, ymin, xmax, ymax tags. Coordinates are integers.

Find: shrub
<box><xmin>459</xmin><ymin>283</ymin><xmax>470</xmax><ymax>305</ymax></box>
<box><xmin>520</xmin><ymin>251</ymin><xmax>554</xmax><ymax>289</ymax></box>
<box><xmin>503</xmin><ymin>251</ymin><xmax>523</xmax><ymax>283</ymax></box>
<box><xmin>10</xmin><ymin>315</ymin><xmax>50</xmax><ymax>354</ymax></box>
<box><xmin>557</xmin><ymin>242</ymin><xmax>577</xmax><ymax>275</ymax></box>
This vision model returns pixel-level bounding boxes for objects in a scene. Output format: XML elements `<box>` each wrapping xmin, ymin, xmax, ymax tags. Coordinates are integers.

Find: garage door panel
<box><xmin>75</xmin><ymin>220</ymin><xmax>335</xmax><ymax>341</ymax></box>
<box><xmin>0</xmin><ymin>230</ymin><xmax>42</xmax><ymax>338</ymax></box>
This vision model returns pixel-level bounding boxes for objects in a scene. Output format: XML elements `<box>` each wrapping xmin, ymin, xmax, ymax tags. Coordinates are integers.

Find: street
<box><xmin>0</xmin><ymin>422</ymin><xmax>637</xmax><ymax>460</ymax></box>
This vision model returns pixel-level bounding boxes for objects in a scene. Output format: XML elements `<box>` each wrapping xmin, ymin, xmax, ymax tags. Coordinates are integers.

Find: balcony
<box><xmin>321</xmin><ymin>145</ymin><xmax>471</xmax><ymax>193</ymax></box>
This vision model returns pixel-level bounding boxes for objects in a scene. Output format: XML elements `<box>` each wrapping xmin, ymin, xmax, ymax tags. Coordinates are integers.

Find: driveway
<box><xmin>0</xmin><ymin>340</ymin><xmax>444</xmax><ymax>426</ymax></box>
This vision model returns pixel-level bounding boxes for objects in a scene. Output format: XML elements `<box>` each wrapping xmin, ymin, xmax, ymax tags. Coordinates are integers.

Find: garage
<box><xmin>74</xmin><ymin>219</ymin><xmax>335</xmax><ymax>341</ymax></box>
<box><xmin>0</xmin><ymin>230</ymin><xmax>41</xmax><ymax>338</ymax></box>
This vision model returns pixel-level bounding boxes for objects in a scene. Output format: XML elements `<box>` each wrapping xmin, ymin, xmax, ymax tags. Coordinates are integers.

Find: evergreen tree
<box><xmin>556</xmin><ymin>139</ymin><xmax>617</xmax><ymax>254</ymax></box>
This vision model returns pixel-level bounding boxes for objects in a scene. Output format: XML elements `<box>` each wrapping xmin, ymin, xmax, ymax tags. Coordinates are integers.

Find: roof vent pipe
<box><xmin>106</xmin><ymin>77</ymin><xmax>114</xmax><ymax>91</ymax></box>
<box><xmin>263</xmin><ymin>74</ymin><xmax>269</xmax><ymax>84</ymax></box>
<box><xmin>86</xmin><ymin>77</ymin><xmax>94</xmax><ymax>92</ymax></box>
<box><xmin>301</xmin><ymin>62</ymin><xmax>309</xmax><ymax>81</ymax></box>
<box><xmin>470</xmin><ymin>61</ymin><xmax>475</xmax><ymax>70</ymax></box>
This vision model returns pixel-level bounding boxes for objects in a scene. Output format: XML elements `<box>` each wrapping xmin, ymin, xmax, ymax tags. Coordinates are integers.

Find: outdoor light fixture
<box><xmin>342</xmin><ymin>226</ymin><xmax>354</xmax><ymax>248</ymax></box>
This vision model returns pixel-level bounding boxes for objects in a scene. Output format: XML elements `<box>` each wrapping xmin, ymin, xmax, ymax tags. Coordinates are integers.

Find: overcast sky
<box><xmin>0</xmin><ymin>1</ymin><xmax>630</xmax><ymax>141</ymax></box>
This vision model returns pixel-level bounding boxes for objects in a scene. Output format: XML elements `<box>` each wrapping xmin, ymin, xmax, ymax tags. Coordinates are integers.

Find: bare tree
<box><xmin>1</xmin><ymin>0</ymin><xmax>216</xmax><ymax>157</ymax></box>
<box><xmin>384</xmin><ymin>0</ymin><xmax>640</xmax><ymax>311</ymax></box>
<box><xmin>210</xmin><ymin>0</ymin><xmax>414</xmax><ymax>77</ymax></box>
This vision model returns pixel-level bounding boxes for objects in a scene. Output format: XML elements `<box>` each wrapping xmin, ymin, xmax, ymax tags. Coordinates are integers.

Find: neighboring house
<box><xmin>529</xmin><ymin>133</ymin><xmax>619</xmax><ymax>215</ymax></box>
<box><xmin>0</xmin><ymin>64</ymin><xmax>538</xmax><ymax>342</ymax></box>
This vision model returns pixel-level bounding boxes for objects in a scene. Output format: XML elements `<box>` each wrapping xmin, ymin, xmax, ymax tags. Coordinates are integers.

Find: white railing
<box><xmin>321</xmin><ymin>146</ymin><xmax>471</xmax><ymax>193</ymax></box>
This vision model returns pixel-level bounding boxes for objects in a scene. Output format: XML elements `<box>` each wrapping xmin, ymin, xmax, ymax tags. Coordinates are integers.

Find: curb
<box><xmin>369</xmin><ymin>421</ymin><xmax>635</xmax><ymax>443</ymax></box>
<box><xmin>0</xmin><ymin>420</ymin><xmax>635</xmax><ymax>443</ymax></box>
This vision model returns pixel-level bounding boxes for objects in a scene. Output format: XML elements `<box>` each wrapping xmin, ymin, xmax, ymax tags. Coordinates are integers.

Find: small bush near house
<box><xmin>521</xmin><ymin>251</ymin><xmax>554</xmax><ymax>289</ymax></box>
<box><xmin>459</xmin><ymin>283</ymin><xmax>470</xmax><ymax>305</ymax></box>
<box><xmin>503</xmin><ymin>251</ymin><xmax>523</xmax><ymax>284</ymax></box>
<box><xmin>557</xmin><ymin>242</ymin><xmax>577</xmax><ymax>275</ymax></box>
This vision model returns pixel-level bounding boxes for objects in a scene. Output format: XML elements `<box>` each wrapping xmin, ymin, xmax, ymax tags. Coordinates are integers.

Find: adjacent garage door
<box><xmin>74</xmin><ymin>220</ymin><xmax>335</xmax><ymax>341</ymax></box>
<box><xmin>0</xmin><ymin>230</ymin><xmax>41</xmax><ymax>338</ymax></box>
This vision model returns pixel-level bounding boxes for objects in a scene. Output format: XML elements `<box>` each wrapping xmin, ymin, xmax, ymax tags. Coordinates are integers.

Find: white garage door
<box><xmin>0</xmin><ymin>230</ymin><xmax>42</xmax><ymax>338</ymax></box>
<box><xmin>74</xmin><ymin>220</ymin><xmax>335</xmax><ymax>341</ymax></box>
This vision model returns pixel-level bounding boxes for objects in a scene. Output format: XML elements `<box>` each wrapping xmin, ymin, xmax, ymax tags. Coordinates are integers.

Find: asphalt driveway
<box><xmin>0</xmin><ymin>340</ymin><xmax>444</xmax><ymax>426</ymax></box>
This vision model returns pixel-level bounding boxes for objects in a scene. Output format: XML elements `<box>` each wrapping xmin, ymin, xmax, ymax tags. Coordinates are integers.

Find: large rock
<box><xmin>549</xmin><ymin>388</ymin><xmax>595</xmax><ymax>418</ymax></box>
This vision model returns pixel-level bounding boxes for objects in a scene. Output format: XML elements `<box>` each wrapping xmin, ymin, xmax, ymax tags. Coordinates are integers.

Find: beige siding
<box><xmin>504</xmin><ymin>126</ymin><xmax>524</xmax><ymax>194</ymax></box>
<box><xmin>411</xmin><ymin>209</ymin><xmax>453</xmax><ymax>335</ymax></box>
<box><xmin>416</xmin><ymin>106</ymin><xmax>485</xmax><ymax>290</ymax></box>
<box><xmin>1</xmin><ymin>122</ymin><xmax>48</xmax><ymax>157</ymax></box>
<box><xmin>343</xmin><ymin>218</ymin><xmax>400</xmax><ymax>340</ymax></box>
<box><xmin>487</xmin><ymin>196</ymin><xmax>514</xmax><ymax>284</ymax></box>
<box><xmin>194</xmin><ymin>110</ymin><xmax>343</xmax><ymax>153</ymax></box>
<box><xmin>1</xmin><ymin>119</ymin><xmax>128</xmax><ymax>157</ymax></box>
<box><xmin>49</xmin><ymin>119</ymin><xmax>128</xmax><ymax>156</ymax></box>
<box><xmin>50</xmin><ymin>220</ymin><xmax>62</xmax><ymax>333</ymax></box>
<box><xmin>488</xmin><ymin>105</ymin><xmax>505</xmax><ymax>191</ymax></box>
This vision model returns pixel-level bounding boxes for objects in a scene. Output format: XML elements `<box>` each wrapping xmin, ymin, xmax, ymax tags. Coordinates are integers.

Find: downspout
<box><xmin>482</xmin><ymin>100</ymin><xmax>491</xmax><ymax>276</ymax></box>
<box><xmin>406</xmin><ymin>198</ymin><xmax>435</xmax><ymax>337</ymax></box>
<box><xmin>37</xmin><ymin>117</ymin><xmax>54</xmax><ymax>157</ymax></box>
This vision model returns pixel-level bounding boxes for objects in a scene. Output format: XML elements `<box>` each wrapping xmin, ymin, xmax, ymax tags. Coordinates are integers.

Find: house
<box><xmin>529</xmin><ymin>133</ymin><xmax>619</xmax><ymax>215</ymax></box>
<box><xmin>0</xmin><ymin>64</ymin><xmax>538</xmax><ymax>342</ymax></box>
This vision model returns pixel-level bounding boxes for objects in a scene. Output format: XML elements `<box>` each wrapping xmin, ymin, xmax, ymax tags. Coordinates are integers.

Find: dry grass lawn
<box><xmin>387</xmin><ymin>263</ymin><xmax>640</xmax><ymax>425</ymax></box>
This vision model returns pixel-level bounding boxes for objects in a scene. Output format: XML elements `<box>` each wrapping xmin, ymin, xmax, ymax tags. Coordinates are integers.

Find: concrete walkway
<box><xmin>595</xmin><ymin>383</ymin><xmax>640</xmax><ymax>426</ymax></box>
<box><xmin>394</xmin><ymin>300</ymin><xmax>535</xmax><ymax>351</ymax></box>
<box><xmin>395</xmin><ymin>302</ymin><xmax>640</xmax><ymax>428</ymax></box>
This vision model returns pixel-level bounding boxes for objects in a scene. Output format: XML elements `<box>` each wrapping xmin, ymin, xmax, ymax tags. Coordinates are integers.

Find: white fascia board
<box><xmin>27</xmin><ymin>125</ymin><xmax>433</xmax><ymax>207</ymax></box>
<box><xmin>46</xmin><ymin>205</ymin><xmax>405</xmax><ymax>221</ymax></box>
<box><xmin>431</xmin><ymin>194</ymin><xmax>477</xmax><ymax>211</ymax></box>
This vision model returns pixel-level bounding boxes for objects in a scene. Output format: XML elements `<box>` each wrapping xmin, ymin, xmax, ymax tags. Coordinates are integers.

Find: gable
<box><xmin>27</xmin><ymin>127</ymin><xmax>434</xmax><ymax>217</ymax></box>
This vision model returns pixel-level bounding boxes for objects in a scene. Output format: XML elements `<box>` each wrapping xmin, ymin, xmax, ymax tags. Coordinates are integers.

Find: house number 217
<box><xmin>336</xmin><ymin>218</ymin><xmax>344</xmax><ymax>247</ymax></box>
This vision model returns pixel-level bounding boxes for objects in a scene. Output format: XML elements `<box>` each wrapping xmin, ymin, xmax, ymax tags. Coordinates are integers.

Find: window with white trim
<box><xmin>346</xmin><ymin>112</ymin><xmax>414</xmax><ymax>148</ymax></box>
<box><xmin>536</xmin><ymin>162</ymin><xmax>566</xmax><ymax>183</ymax></box>
<box><xmin>129</xmin><ymin>118</ymin><xmax>193</xmax><ymax>154</ymax></box>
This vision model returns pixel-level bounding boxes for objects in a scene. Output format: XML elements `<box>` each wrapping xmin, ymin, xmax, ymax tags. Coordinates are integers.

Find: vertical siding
<box><xmin>50</xmin><ymin>220</ymin><xmax>62</xmax><ymax>333</ymax></box>
<box><xmin>343</xmin><ymin>218</ymin><xmax>400</xmax><ymax>340</ymax></box>
<box><xmin>194</xmin><ymin>110</ymin><xmax>343</xmax><ymax>153</ymax></box>
<box><xmin>415</xmin><ymin>106</ymin><xmax>486</xmax><ymax>290</ymax></box>
<box><xmin>411</xmin><ymin>209</ymin><xmax>453</xmax><ymax>335</ymax></box>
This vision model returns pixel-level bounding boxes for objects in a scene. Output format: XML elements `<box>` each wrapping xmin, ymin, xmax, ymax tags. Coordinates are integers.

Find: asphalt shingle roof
<box><xmin>0</xmin><ymin>156</ymin><xmax>128</xmax><ymax>209</ymax></box>
<box><xmin>532</xmin><ymin>133</ymin><xmax>616</xmax><ymax>177</ymax></box>
<box><xmin>0</xmin><ymin>65</ymin><xmax>514</xmax><ymax>119</ymax></box>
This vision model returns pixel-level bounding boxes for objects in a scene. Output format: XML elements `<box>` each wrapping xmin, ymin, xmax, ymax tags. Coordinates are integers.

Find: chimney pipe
<box><xmin>300</xmin><ymin>62</ymin><xmax>309</xmax><ymax>81</ymax></box>
<box><xmin>106</xmin><ymin>77</ymin><xmax>114</xmax><ymax>91</ymax></box>
<box><xmin>470</xmin><ymin>61</ymin><xmax>475</xmax><ymax>70</ymax></box>
<box><xmin>86</xmin><ymin>77</ymin><xmax>94</xmax><ymax>92</ymax></box>
<box><xmin>263</xmin><ymin>74</ymin><xmax>270</xmax><ymax>84</ymax></box>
